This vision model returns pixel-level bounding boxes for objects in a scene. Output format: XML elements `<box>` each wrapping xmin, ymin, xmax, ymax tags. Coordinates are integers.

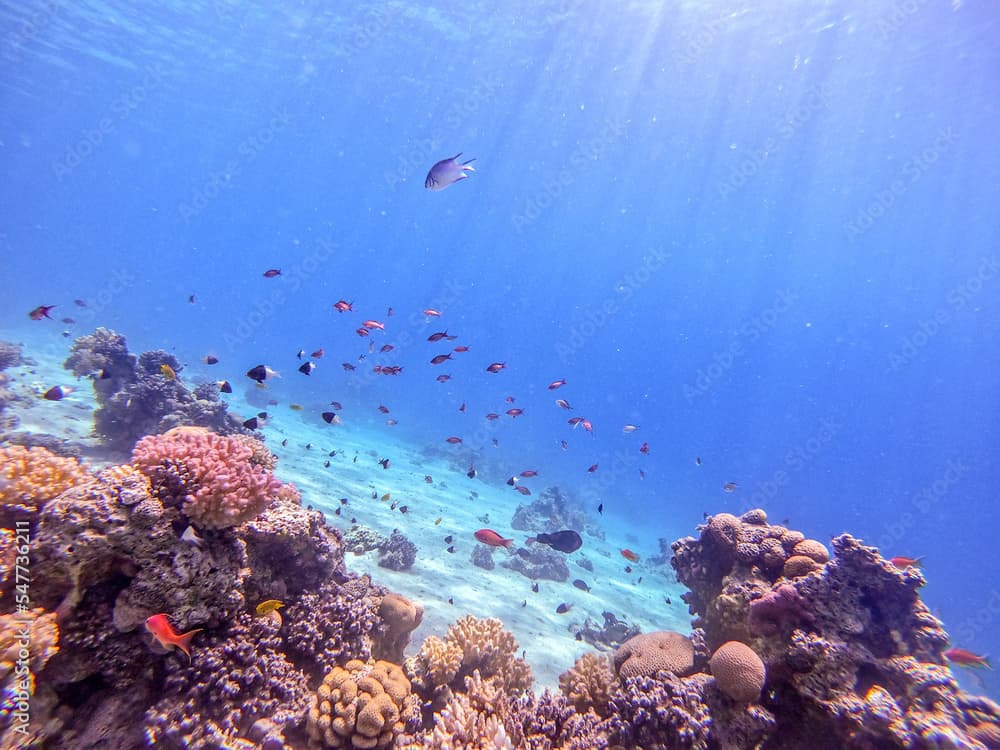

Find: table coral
<box><xmin>306</xmin><ymin>658</ymin><xmax>418</xmax><ymax>749</ymax></box>
<box><xmin>133</xmin><ymin>426</ymin><xmax>282</xmax><ymax>529</ymax></box>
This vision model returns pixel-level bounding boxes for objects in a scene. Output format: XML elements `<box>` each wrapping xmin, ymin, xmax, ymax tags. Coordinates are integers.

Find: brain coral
<box><xmin>792</xmin><ymin>539</ymin><xmax>830</xmax><ymax>564</ymax></box>
<box><xmin>709</xmin><ymin>641</ymin><xmax>766</xmax><ymax>703</ymax></box>
<box><xmin>306</xmin><ymin>659</ymin><xmax>417</xmax><ymax>749</ymax></box>
<box><xmin>0</xmin><ymin>445</ymin><xmax>90</xmax><ymax>515</ymax></box>
<box><xmin>613</xmin><ymin>631</ymin><xmax>695</xmax><ymax>680</ymax></box>
<box><xmin>132</xmin><ymin>426</ymin><xmax>282</xmax><ymax>529</ymax></box>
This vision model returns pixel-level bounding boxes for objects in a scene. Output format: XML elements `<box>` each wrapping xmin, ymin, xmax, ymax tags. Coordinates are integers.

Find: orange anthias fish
<box><xmin>474</xmin><ymin>529</ymin><xmax>514</xmax><ymax>548</ymax></box>
<box><xmin>621</xmin><ymin>548</ymin><xmax>640</xmax><ymax>562</ymax></box>
<box><xmin>889</xmin><ymin>556</ymin><xmax>924</xmax><ymax>569</ymax></box>
<box><xmin>145</xmin><ymin>614</ymin><xmax>203</xmax><ymax>662</ymax></box>
<box><xmin>945</xmin><ymin>647</ymin><xmax>992</xmax><ymax>670</ymax></box>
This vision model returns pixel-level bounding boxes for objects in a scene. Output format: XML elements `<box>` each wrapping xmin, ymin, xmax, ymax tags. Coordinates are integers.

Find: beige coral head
<box><xmin>379</xmin><ymin>593</ymin><xmax>423</xmax><ymax>634</ymax></box>
<box><xmin>559</xmin><ymin>651</ymin><xmax>616</xmax><ymax>717</ymax></box>
<box><xmin>709</xmin><ymin>641</ymin><xmax>766</xmax><ymax>703</ymax></box>
<box><xmin>613</xmin><ymin>631</ymin><xmax>695</xmax><ymax>680</ymax></box>
<box><xmin>792</xmin><ymin>539</ymin><xmax>830</xmax><ymax>564</ymax></box>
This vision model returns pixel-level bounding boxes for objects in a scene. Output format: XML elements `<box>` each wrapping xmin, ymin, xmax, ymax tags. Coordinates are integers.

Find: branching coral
<box><xmin>306</xmin><ymin>658</ymin><xmax>419</xmax><ymax>749</ymax></box>
<box><xmin>559</xmin><ymin>652</ymin><xmax>616</xmax><ymax>717</ymax></box>
<box><xmin>0</xmin><ymin>445</ymin><xmax>91</xmax><ymax>517</ymax></box>
<box><xmin>132</xmin><ymin>426</ymin><xmax>282</xmax><ymax>529</ymax></box>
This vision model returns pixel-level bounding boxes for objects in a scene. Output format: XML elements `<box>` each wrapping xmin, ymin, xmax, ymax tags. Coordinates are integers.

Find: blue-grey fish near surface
<box><xmin>425</xmin><ymin>153</ymin><xmax>475</xmax><ymax>190</ymax></box>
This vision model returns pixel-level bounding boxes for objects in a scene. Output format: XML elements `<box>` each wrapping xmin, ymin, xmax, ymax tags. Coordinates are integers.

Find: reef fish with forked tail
<box><xmin>145</xmin><ymin>614</ymin><xmax>202</xmax><ymax>662</ymax></box>
<box><xmin>528</xmin><ymin>530</ymin><xmax>583</xmax><ymax>554</ymax></box>
<box><xmin>425</xmin><ymin>153</ymin><xmax>475</xmax><ymax>191</ymax></box>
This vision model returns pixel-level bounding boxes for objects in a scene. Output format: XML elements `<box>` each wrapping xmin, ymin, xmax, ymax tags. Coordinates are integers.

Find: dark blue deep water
<box><xmin>2</xmin><ymin>1</ymin><xmax>998</xmax><ymax>695</ymax></box>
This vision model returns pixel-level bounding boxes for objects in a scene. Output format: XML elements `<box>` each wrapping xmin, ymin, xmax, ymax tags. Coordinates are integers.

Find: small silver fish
<box><xmin>425</xmin><ymin>153</ymin><xmax>476</xmax><ymax>191</ymax></box>
<box><xmin>181</xmin><ymin>525</ymin><xmax>203</xmax><ymax>547</ymax></box>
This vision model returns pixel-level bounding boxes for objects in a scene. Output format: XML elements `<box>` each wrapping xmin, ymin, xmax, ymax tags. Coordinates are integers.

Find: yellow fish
<box><xmin>160</xmin><ymin>363</ymin><xmax>177</xmax><ymax>380</ymax></box>
<box><xmin>255</xmin><ymin>599</ymin><xmax>284</xmax><ymax>616</ymax></box>
<box><xmin>434</xmin><ymin>517</ymin><xmax>443</xmax><ymax>525</ymax></box>
<box><xmin>380</xmin><ymin>493</ymin><xmax>391</xmax><ymax>502</ymax></box>
<box><xmin>289</xmin><ymin>404</ymin><xmax>303</xmax><ymax>411</ymax></box>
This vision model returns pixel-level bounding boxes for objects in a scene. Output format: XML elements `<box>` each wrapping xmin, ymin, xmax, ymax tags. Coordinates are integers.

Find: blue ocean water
<box><xmin>2</xmin><ymin>0</ymin><xmax>998</xmax><ymax>694</ymax></box>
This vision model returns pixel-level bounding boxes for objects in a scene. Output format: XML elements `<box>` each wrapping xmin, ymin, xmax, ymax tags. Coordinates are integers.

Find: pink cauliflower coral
<box><xmin>132</xmin><ymin>427</ymin><xmax>282</xmax><ymax>529</ymax></box>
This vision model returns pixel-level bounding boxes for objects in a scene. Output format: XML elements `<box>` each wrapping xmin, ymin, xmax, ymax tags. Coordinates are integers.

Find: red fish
<box><xmin>362</xmin><ymin>320</ymin><xmax>385</xmax><ymax>330</ymax></box>
<box><xmin>427</xmin><ymin>330</ymin><xmax>452</xmax><ymax>342</ymax></box>
<box><xmin>890</xmin><ymin>556</ymin><xmax>924</xmax><ymax>569</ymax></box>
<box><xmin>639</xmin><ymin>442</ymin><xmax>650</xmax><ymax>455</ymax></box>
<box><xmin>486</xmin><ymin>362</ymin><xmax>506</xmax><ymax>373</ymax></box>
<box><xmin>520</xmin><ymin>470</ymin><xmax>539</xmax><ymax>477</ymax></box>
<box><xmin>423</xmin><ymin>308</ymin><xmax>442</xmax><ymax>317</ymax></box>
<box><xmin>380</xmin><ymin>344</ymin><xmax>394</xmax><ymax>353</ymax></box>
<box><xmin>485</xmin><ymin>413</ymin><xmax>500</xmax><ymax>421</ymax></box>
<box><xmin>333</xmin><ymin>300</ymin><xmax>353</xmax><ymax>313</ymax></box>
<box><xmin>145</xmin><ymin>614</ymin><xmax>203</xmax><ymax>662</ymax></box>
<box><xmin>474</xmin><ymin>529</ymin><xmax>514</xmax><ymax>548</ymax></box>
<box><xmin>723</xmin><ymin>482</ymin><xmax>738</xmax><ymax>493</ymax></box>
<box><xmin>378</xmin><ymin>405</ymin><xmax>390</xmax><ymax>414</ymax></box>
<box><xmin>342</xmin><ymin>363</ymin><xmax>356</xmax><ymax>371</ymax></box>
<box><xmin>515</xmin><ymin>485</ymin><xmax>531</xmax><ymax>496</ymax></box>
<box><xmin>506</xmin><ymin>408</ymin><xmax>524</xmax><ymax>417</ymax></box>
<box><xmin>555</xmin><ymin>399</ymin><xmax>572</xmax><ymax>410</ymax></box>
<box><xmin>945</xmin><ymin>648</ymin><xmax>991</xmax><ymax>669</ymax></box>
<box><xmin>581</xmin><ymin>420</ymin><xmax>593</xmax><ymax>433</ymax></box>
<box><xmin>431</xmin><ymin>354</ymin><xmax>452</xmax><ymax>365</ymax></box>
<box><xmin>621</xmin><ymin>549</ymin><xmax>640</xmax><ymax>562</ymax></box>
<box><xmin>568</xmin><ymin>417</ymin><xmax>584</xmax><ymax>426</ymax></box>
<box><xmin>311</xmin><ymin>348</ymin><xmax>325</xmax><ymax>359</ymax></box>
<box><xmin>436</xmin><ymin>374</ymin><xmax>452</xmax><ymax>383</ymax></box>
<box><xmin>29</xmin><ymin>305</ymin><xmax>56</xmax><ymax>320</ymax></box>
<box><xmin>548</xmin><ymin>379</ymin><xmax>567</xmax><ymax>390</ymax></box>
<box><xmin>454</xmin><ymin>345</ymin><xmax>470</xmax><ymax>353</ymax></box>
<box><xmin>262</xmin><ymin>269</ymin><xmax>281</xmax><ymax>278</ymax></box>
<box><xmin>505</xmin><ymin>396</ymin><xmax>516</xmax><ymax>403</ymax></box>
<box><xmin>587</xmin><ymin>463</ymin><xmax>599</xmax><ymax>473</ymax></box>
<box><xmin>355</xmin><ymin>328</ymin><xmax>370</xmax><ymax>337</ymax></box>
<box><xmin>446</xmin><ymin>436</ymin><xmax>463</xmax><ymax>444</ymax></box>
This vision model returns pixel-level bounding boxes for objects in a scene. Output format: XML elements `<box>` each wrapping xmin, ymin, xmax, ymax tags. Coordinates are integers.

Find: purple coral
<box><xmin>748</xmin><ymin>583</ymin><xmax>814</xmax><ymax>637</ymax></box>
<box><xmin>378</xmin><ymin>529</ymin><xmax>418</xmax><ymax>571</ymax></box>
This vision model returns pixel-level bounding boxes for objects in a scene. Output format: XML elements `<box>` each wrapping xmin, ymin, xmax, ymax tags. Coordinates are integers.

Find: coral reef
<box><xmin>470</xmin><ymin>544</ymin><xmax>495</xmax><ymax>570</ymax></box>
<box><xmin>64</xmin><ymin>328</ymin><xmax>248</xmax><ymax>452</ymax></box>
<box><xmin>0</xmin><ymin>342</ymin><xmax>21</xmax><ymax>372</ymax></box>
<box><xmin>509</xmin><ymin>486</ymin><xmax>602</xmax><ymax>541</ymax></box>
<box><xmin>576</xmin><ymin>610</ymin><xmax>641</xmax><ymax>651</ymax></box>
<box><xmin>306</xmin><ymin>659</ymin><xmax>419</xmax><ymax>749</ymax></box>
<box><xmin>3</xmin><ymin>444</ymin><xmax>420</xmax><ymax>749</ymax></box>
<box><xmin>501</xmin><ymin>545</ymin><xmax>569</xmax><ymax>582</ymax></box>
<box><xmin>344</xmin><ymin>524</ymin><xmax>385</xmax><ymax>555</ymax></box>
<box><xmin>377</xmin><ymin>529</ymin><xmax>417</xmax><ymax>571</ymax></box>
<box><xmin>132</xmin><ymin>426</ymin><xmax>282</xmax><ymax>529</ymax></box>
